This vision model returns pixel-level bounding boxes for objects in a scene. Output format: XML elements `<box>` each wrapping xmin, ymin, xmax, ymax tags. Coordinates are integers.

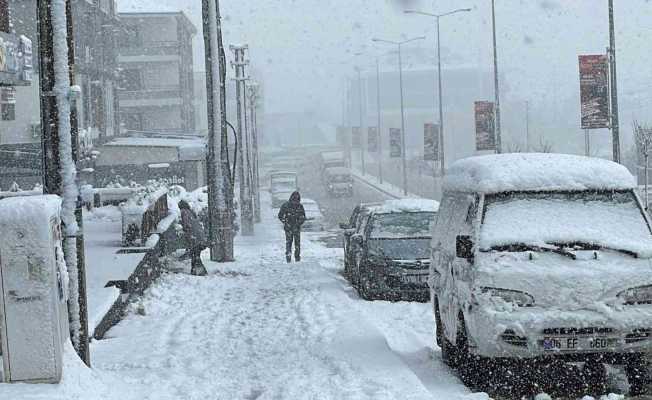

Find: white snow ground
<box><xmin>0</xmin><ymin>193</ymin><xmax>629</xmax><ymax>400</ymax></box>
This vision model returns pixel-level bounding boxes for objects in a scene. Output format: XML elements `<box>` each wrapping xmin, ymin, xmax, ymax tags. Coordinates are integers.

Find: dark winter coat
<box><xmin>278</xmin><ymin>191</ymin><xmax>306</xmax><ymax>232</ymax></box>
<box><xmin>180</xmin><ymin>206</ymin><xmax>207</xmax><ymax>249</ymax></box>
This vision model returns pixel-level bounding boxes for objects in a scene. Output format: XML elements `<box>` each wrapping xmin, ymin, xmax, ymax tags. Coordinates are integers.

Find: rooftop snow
<box><xmin>444</xmin><ymin>153</ymin><xmax>636</xmax><ymax>194</ymax></box>
<box><xmin>375</xmin><ymin>198</ymin><xmax>439</xmax><ymax>214</ymax></box>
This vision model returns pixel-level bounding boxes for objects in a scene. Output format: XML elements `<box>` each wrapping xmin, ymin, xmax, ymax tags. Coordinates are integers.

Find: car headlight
<box><xmin>481</xmin><ymin>287</ymin><xmax>535</xmax><ymax>307</ymax></box>
<box><xmin>618</xmin><ymin>285</ymin><xmax>652</xmax><ymax>305</ymax></box>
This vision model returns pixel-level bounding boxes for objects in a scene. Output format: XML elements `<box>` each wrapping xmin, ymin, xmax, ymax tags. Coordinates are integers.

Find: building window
<box><xmin>121</xmin><ymin>69</ymin><xmax>142</xmax><ymax>91</ymax></box>
<box><xmin>1</xmin><ymin>87</ymin><xmax>16</xmax><ymax>121</ymax></box>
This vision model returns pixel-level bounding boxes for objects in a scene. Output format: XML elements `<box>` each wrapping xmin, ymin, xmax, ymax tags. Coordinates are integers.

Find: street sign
<box><xmin>424</xmin><ymin>123</ymin><xmax>439</xmax><ymax>161</ymax></box>
<box><xmin>474</xmin><ymin>101</ymin><xmax>496</xmax><ymax>151</ymax></box>
<box><xmin>367</xmin><ymin>126</ymin><xmax>378</xmax><ymax>152</ymax></box>
<box><xmin>578</xmin><ymin>54</ymin><xmax>609</xmax><ymax>129</ymax></box>
<box><xmin>389</xmin><ymin>128</ymin><xmax>401</xmax><ymax>158</ymax></box>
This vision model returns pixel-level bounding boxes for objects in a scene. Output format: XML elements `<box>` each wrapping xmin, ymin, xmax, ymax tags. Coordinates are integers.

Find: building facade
<box><xmin>117</xmin><ymin>12</ymin><xmax>196</xmax><ymax>134</ymax></box>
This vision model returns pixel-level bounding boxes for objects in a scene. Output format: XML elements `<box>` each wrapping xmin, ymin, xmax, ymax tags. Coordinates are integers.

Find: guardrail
<box><xmin>92</xmin><ymin>213</ymin><xmax>183</xmax><ymax>340</ymax></box>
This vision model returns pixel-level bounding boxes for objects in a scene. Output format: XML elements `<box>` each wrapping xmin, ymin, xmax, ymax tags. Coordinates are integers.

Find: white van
<box><xmin>430</xmin><ymin>153</ymin><xmax>652</xmax><ymax>395</ymax></box>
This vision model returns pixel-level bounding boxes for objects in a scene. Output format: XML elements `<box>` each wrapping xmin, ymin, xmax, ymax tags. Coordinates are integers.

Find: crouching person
<box><xmin>179</xmin><ymin>200</ymin><xmax>208</xmax><ymax>276</ymax></box>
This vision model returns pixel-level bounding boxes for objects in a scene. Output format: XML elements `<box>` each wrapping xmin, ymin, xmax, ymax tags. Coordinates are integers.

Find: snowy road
<box><xmin>88</xmin><ymin>196</ymin><xmax>476</xmax><ymax>400</ymax></box>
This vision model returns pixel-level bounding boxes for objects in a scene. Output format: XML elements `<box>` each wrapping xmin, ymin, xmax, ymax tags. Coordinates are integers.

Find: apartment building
<box><xmin>117</xmin><ymin>12</ymin><xmax>196</xmax><ymax>134</ymax></box>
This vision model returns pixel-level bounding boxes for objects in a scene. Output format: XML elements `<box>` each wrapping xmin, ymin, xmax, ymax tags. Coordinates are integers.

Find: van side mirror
<box><xmin>456</xmin><ymin>235</ymin><xmax>474</xmax><ymax>259</ymax></box>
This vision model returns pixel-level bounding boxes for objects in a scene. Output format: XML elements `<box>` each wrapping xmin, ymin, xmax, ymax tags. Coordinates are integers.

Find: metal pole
<box><xmin>250</xmin><ymin>88</ymin><xmax>261</xmax><ymax>223</ymax></box>
<box><xmin>357</xmin><ymin>67</ymin><xmax>365</xmax><ymax>175</ymax></box>
<box><xmin>376</xmin><ymin>57</ymin><xmax>383</xmax><ymax>184</ymax></box>
<box><xmin>38</xmin><ymin>0</ymin><xmax>90</xmax><ymax>365</ymax></box>
<box><xmin>231</xmin><ymin>45</ymin><xmax>253</xmax><ymax>236</ymax></box>
<box><xmin>398</xmin><ymin>43</ymin><xmax>408</xmax><ymax>196</ymax></box>
<box><xmin>525</xmin><ymin>100</ymin><xmax>530</xmax><ymax>151</ymax></box>
<box><xmin>608</xmin><ymin>0</ymin><xmax>621</xmax><ymax>163</ymax></box>
<box><xmin>491</xmin><ymin>0</ymin><xmax>502</xmax><ymax>153</ymax></box>
<box><xmin>435</xmin><ymin>16</ymin><xmax>445</xmax><ymax>175</ymax></box>
<box><xmin>203</xmin><ymin>0</ymin><xmax>233</xmax><ymax>262</ymax></box>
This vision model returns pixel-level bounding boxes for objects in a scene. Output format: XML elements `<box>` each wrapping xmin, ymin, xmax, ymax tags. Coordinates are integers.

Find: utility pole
<box><xmin>356</xmin><ymin>67</ymin><xmax>366</xmax><ymax>175</ymax></box>
<box><xmin>375</xmin><ymin>57</ymin><xmax>383</xmax><ymax>184</ymax></box>
<box><xmin>242</xmin><ymin>81</ymin><xmax>254</xmax><ymax>226</ymax></box>
<box><xmin>37</xmin><ymin>0</ymin><xmax>90</xmax><ymax>365</ymax></box>
<box><xmin>525</xmin><ymin>100</ymin><xmax>529</xmax><ymax>151</ymax></box>
<box><xmin>248</xmin><ymin>83</ymin><xmax>261</xmax><ymax>223</ymax></box>
<box><xmin>608</xmin><ymin>0</ymin><xmax>621</xmax><ymax>164</ymax></box>
<box><xmin>230</xmin><ymin>44</ymin><xmax>254</xmax><ymax>236</ymax></box>
<box><xmin>491</xmin><ymin>0</ymin><xmax>502</xmax><ymax>153</ymax></box>
<box><xmin>202</xmin><ymin>0</ymin><xmax>234</xmax><ymax>262</ymax></box>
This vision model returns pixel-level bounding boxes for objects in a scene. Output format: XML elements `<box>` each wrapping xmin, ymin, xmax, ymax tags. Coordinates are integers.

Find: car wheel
<box><xmin>358</xmin><ymin>268</ymin><xmax>374</xmax><ymax>300</ymax></box>
<box><xmin>435</xmin><ymin>299</ymin><xmax>457</xmax><ymax>368</ymax></box>
<box><xmin>625</xmin><ymin>355</ymin><xmax>650</xmax><ymax>396</ymax></box>
<box><xmin>455</xmin><ymin>314</ymin><xmax>487</xmax><ymax>390</ymax></box>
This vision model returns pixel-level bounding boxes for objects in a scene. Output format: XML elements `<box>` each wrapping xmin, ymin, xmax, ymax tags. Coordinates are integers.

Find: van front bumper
<box><xmin>466</xmin><ymin>306</ymin><xmax>652</xmax><ymax>359</ymax></box>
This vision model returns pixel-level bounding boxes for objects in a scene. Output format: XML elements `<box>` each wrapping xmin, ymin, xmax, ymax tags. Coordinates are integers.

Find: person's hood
<box><xmin>289</xmin><ymin>191</ymin><xmax>301</xmax><ymax>203</ymax></box>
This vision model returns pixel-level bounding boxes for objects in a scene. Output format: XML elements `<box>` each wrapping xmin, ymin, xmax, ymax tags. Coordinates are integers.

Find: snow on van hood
<box><xmin>474</xmin><ymin>250</ymin><xmax>652</xmax><ymax>313</ymax></box>
<box><xmin>444</xmin><ymin>153</ymin><xmax>636</xmax><ymax>194</ymax></box>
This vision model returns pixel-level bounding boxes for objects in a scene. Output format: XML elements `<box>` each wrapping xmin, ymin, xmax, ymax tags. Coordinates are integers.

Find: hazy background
<box><xmin>118</xmin><ymin>0</ymin><xmax>652</xmax><ymax>161</ymax></box>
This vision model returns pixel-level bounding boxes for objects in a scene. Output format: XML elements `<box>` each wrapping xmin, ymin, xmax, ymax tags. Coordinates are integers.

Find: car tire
<box><xmin>625</xmin><ymin>355</ymin><xmax>650</xmax><ymax>396</ymax></box>
<box><xmin>455</xmin><ymin>314</ymin><xmax>490</xmax><ymax>391</ymax></box>
<box><xmin>358</xmin><ymin>268</ymin><xmax>374</xmax><ymax>301</ymax></box>
<box><xmin>434</xmin><ymin>297</ymin><xmax>443</xmax><ymax>348</ymax></box>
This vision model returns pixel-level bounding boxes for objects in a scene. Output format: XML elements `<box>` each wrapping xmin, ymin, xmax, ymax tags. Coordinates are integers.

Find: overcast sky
<box><xmin>118</xmin><ymin>0</ymin><xmax>652</xmax><ymax>152</ymax></box>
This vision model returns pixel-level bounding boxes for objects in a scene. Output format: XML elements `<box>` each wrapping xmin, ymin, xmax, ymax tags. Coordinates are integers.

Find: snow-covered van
<box><xmin>430</xmin><ymin>153</ymin><xmax>652</xmax><ymax>394</ymax></box>
<box><xmin>270</xmin><ymin>171</ymin><xmax>298</xmax><ymax>208</ymax></box>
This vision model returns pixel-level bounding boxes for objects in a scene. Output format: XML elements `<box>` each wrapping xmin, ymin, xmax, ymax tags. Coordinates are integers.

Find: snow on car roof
<box><xmin>444</xmin><ymin>153</ymin><xmax>636</xmax><ymax>194</ymax></box>
<box><xmin>375</xmin><ymin>198</ymin><xmax>439</xmax><ymax>214</ymax></box>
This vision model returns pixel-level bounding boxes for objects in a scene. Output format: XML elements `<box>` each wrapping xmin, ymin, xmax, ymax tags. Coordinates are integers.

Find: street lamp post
<box><xmin>376</xmin><ymin>56</ymin><xmax>383</xmax><ymax>184</ymax></box>
<box><xmin>404</xmin><ymin>8</ymin><xmax>471</xmax><ymax>176</ymax></box>
<box><xmin>491</xmin><ymin>0</ymin><xmax>502</xmax><ymax>153</ymax></box>
<box><xmin>373</xmin><ymin>36</ymin><xmax>426</xmax><ymax>196</ymax></box>
<box><xmin>355</xmin><ymin>66</ymin><xmax>365</xmax><ymax>175</ymax></box>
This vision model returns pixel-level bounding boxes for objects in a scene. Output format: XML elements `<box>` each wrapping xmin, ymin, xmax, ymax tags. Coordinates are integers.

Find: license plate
<box><xmin>400</xmin><ymin>274</ymin><xmax>428</xmax><ymax>284</ymax></box>
<box><xmin>542</xmin><ymin>337</ymin><xmax>617</xmax><ymax>351</ymax></box>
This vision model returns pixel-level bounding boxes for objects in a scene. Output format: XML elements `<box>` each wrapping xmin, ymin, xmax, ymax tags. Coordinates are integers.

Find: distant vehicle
<box><xmin>323</xmin><ymin>166</ymin><xmax>353</xmax><ymax>197</ymax></box>
<box><xmin>431</xmin><ymin>153</ymin><xmax>652</xmax><ymax>395</ymax></box>
<box><xmin>319</xmin><ymin>151</ymin><xmax>346</xmax><ymax>174</ymax></box>
<box><xmin>340</xmin><ymin>202</ymin><xmax>383</xmax><ymax>278</ymax></box>
<box><xmin>301</xmin><ymin>198</ymin><xmax>324</xmax><ymax>231</ymax></box>
<box><xmin>349</xmin><ymin>199</ymin><xmax>438</xmax><ymax>301</ymax></box>
<box><xmin>270</xmin><ymin>171</ymin><xmax>298</xmax><ymax>208</ymax></box>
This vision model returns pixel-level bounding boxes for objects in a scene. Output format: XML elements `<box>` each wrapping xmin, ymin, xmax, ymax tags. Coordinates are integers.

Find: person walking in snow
<box><xmin>178</xmin><ymin>200</ymin><xmax>208</xmax><ymax>276</ymax></box>
<box><xmin>277</xmin><ymin>191</ymin><xmax>306</xmax><ymax>263</ymax></box>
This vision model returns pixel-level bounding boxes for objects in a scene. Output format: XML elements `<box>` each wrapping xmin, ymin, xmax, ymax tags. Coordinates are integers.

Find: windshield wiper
<box><xmin>551</xmin><ymin>241</ymin><xmax>639</xmax><ymax>258</ymax></box>
<box><xmin>490</xmin><ymin>243</ymin><xmax>577</xmax><ymax>260</ymax></box>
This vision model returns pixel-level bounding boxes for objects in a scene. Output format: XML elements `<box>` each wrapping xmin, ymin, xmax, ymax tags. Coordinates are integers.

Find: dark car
<box><xmin>340</xmin><ymin>202</ymin><xmax>382</xmax><ymax>278</ymax></box>
<box><xmin>348</xmin><ymin>199</ymin><xmax>438</xmax><ymax>301</ymax></box>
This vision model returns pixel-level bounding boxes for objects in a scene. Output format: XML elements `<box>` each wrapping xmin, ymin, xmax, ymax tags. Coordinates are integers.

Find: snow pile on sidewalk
<box><xmin>0</xmin><ymin>343</ymin><xmax>139</xmax><ymax>400</ymax></box>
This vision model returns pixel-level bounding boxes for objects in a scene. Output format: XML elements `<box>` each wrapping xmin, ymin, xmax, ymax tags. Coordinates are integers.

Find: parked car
<box><xmin>349</xmin><ymin>199</ymin><xmax>438</xmax><ymax>301</ymax></box>
<box><xmin>430</xmin><ymin>153</ymin><xmax>652</xmax><ymax>395</ymax></box>
<box><xmin>302</xmin><ymin>198</ymin><xmax>324</xmax><ymax>231</ymax></box>
<box><xmin>340</xmin><ymin>202</ymin><xmax>383</xmax><ymax>278</ymax></box>
<box><xmin>270</xmin><ymin>171</ymin><xmax>298</xmax><ymax>208</ymax></box>
<box><xmin>323</xmin><ymin>166</ymin><xmax>353</xmax><ymax>197</ymax></box>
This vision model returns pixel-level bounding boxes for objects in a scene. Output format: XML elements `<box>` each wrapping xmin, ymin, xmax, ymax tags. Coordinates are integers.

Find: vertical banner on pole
<box><xmin>474</xmin><ymin>101</ymin><xmax>496</xmax><ymax>151</ymax></box>
<box><xmin>578</xmin><ymin>54</ymin><xmax>610</xmax><ymax>129</ymax></box>
<box><xmin>352</xmin><ymin>126</ymin><xmax>361</xmax><ymax>148</ymax></box>
<box><xmin>424</xmin><ymin>122</ymin><xmax>439</xmax><ymax>161</ymax></box>
<box><xmin>389</xmin><ymin>128</ymin><xmax>402</xmax><ymax>158</ymax></box>
<box><xmin>367</xmin><ymin>126</ymin><xmax>378</xmax><ymax>152</ymax></box>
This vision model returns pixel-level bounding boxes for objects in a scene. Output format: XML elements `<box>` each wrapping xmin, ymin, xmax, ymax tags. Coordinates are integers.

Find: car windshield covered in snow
<box><xmin>480</xmin><ymin>190</ymin><xmax>652</xmax><ymax>257</ymax></box>
<box><xmin>369</xmin><ymin>212</ymin><xmax>434</xmax><ymax>239</ymax></box>
<box><xmin>368</xmin><ymin>238</ymin><xmax>430</xmax><ymax>260</ymax></box>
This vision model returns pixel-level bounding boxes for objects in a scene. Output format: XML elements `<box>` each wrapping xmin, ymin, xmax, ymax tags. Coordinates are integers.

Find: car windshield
<box><xmin>330</xmin><ymin>174</ymin><xmax>351</xmax><ymax>183</ymax></box>
<box><xmin>369</xmin><ymin>212</ymin><xmax>434</xmax><ymax>239</ymax></box>
<box><xmin>480</xmin><ymin>190</ymin><xmax>652</xmax><ymax>257</ymax></box>
<box><xmin>368</xmin><ymin>238</ymin><xmax>430</xmax><ymax>260</ymax></box>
